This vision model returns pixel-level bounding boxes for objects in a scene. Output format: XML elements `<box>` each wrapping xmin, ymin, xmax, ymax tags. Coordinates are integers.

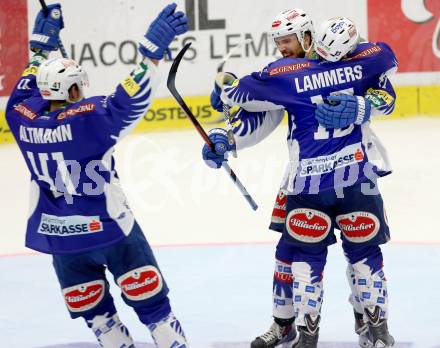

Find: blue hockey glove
<box><xmin>139</xmin><ymin>3</ymin><xmax>189</xmax><ymax>60</ymax></box>
<box><xmin>202</xmin><ymin>128</ymin><xmax>236</xmax><ymax>169</ymax></box>
<box><xmin>315</xmin><ymin>94</ymin><xmax>372</xmax><ymax>129</ymax></box>
<box><xmin>30</xmin><ymin>3</ymin><xmax>64</xmax><ymax>52</ymax></box>
<box><xmin>210</xmin><ymin>72</ymin><xmax>237</xmax><ymax>112</ymax></box>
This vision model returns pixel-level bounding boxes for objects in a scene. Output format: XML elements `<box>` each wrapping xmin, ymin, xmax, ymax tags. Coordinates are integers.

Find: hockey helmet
<box><xmin>37</xmin><ymin>58</ymin><xmax>89</xmax><ymax>102</ymax></box>
<box><xmin>314</xmin><ymin>17</ymin><xmax>360</xmax><ymax>62</ymax></box>
<box><xmin>270</xmin><ymin>8</ymin><xmax>315</xmax><ymax>52</ymax></box>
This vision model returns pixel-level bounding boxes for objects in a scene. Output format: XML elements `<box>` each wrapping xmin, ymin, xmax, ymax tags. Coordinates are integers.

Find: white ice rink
<box><xmin>1</xmin><ymin>117</ymin><xmax>439</xmax><ymax>347</ymax></box>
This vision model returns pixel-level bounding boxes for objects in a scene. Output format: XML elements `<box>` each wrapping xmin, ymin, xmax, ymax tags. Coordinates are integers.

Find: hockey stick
<box><xmin>216</xmin><ymin>38</ymin><xmax>252</xmax><ymax>158</ymax></box>
<box><xmin>167</xmin><ymin>43</ymin><xmax>258</xmax><ymax>211</ymax></box>
<box><xmin>38</xmin><ymin>0</ymin><xmax>68</xmax><ymax>58</ymax></box>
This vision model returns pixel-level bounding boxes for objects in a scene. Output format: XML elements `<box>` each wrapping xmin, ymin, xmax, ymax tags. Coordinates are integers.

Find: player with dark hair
<box><xmin>206</xmin><ymin>12</ymin><xmax>397</xmax><ymax>348</ymax></box>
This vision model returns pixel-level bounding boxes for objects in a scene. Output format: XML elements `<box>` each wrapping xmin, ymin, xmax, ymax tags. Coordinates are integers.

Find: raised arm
<box><xmin>87</xmin><ymin>3</ymin><xmax>189</xmax><ymax>142</ymax></box>
<box><xmin>6</xmin><ymin>3</ymin><xmax>64</xmax><ymax>112</ymax></box>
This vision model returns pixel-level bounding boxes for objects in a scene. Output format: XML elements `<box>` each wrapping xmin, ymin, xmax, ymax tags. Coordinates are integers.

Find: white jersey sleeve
<box><xmin>231</xmin><ymin>108</ymin><xmax>285</xmax><ymax>150</ymax></box>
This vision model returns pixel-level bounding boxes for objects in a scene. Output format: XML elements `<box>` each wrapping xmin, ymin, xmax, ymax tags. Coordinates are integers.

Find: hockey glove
<box><xmin>202</xmin><ymin>128</ymin><xmax>236</xmax><ymax>169</ymax></box>
<box><xmin>210</xmin><ymin>72</ymin><xmax>237</xmax><ymax>112</ymax></box>
<box><xmin>315</xmin><ymin>94</ymin><xmax>372</xmax><ymax>129</ymax></box>
<box><xmin>30</xmin><ymin>3</ymin><xmax>64</xmax><ymax>52</ymax></box>
<box><xmin>139</xmin><ymin>3</ymin><xmax>189</xmax><ymax>60</ymax></box>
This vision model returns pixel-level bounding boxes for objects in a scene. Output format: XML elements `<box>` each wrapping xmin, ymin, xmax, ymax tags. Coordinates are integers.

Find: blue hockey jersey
<box><xmin>6</xmin><ymin>57</ymin><xmax>160</xmax><ymax>255</ymax></box>
<box><xmin>222</xmin><ymin>42</ymin><xmax>398</xmax><ymax>193</ymax></box>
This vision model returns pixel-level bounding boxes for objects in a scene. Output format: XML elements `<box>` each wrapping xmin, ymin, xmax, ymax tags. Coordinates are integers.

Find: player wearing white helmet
<box><xmin>270</xmin><ymin>8</ymin><xmax>315</xmax><ymax>58</ymax></box>
<box><xmin>36</xmin><ymin>58</ymin><xmax>89</xmax><ymax>104</ymax></box>
<box><xmin>208</xmin><ymin>14</ymin><xmax>396</xmax><ymax>348</ymax></box>
<box><xmin>314</xmin><ymin>17</ymin><xmax>360</xmax><ymax>62</ymax></box>
<box><xmin>6</xmin><ymin>3</ymin><xmax>190</xmax><ymax>348</ymax></box>
<box><xmin>314</xmin><ymin>19</ymin><xmax>395</xmax><ymax>348</ymax></box>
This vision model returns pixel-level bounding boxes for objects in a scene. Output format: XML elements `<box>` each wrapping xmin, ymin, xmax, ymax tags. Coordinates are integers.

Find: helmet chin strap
<box><xmin>301</xmin><ymin>33</ymin><xmax>314</xmax><ymax>55</ymax></box>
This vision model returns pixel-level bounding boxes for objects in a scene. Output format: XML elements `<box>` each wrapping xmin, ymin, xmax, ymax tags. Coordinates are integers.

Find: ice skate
<box><xmin>251</xmin><ymin>320</ymin><xmax>297</xmax><ymax>348</ymax></box>
<box><xmin>364</xmin><ymin>306</ymin><xmax>395</xmax><ymax>347</ymax></box>
<box><xmin>290</xmin><ymin>315</ymin><xmax>319</xmax><ymax>348</ymax></box>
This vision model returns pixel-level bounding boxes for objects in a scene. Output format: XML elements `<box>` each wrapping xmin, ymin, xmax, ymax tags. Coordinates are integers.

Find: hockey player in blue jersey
<box><xmin>6</xmin><ymin>3</ymin><xmax>190</xmax><ymax>347</ymax></box>
<box><xmin>204</xmin><ymin>12</ymin><xmax>396</xmax><ymax>348</ymax></box>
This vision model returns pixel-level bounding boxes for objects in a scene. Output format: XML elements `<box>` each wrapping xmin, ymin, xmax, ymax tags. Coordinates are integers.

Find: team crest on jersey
<box><xmin>63</xmin><ymin>280</ymin><xmax>105</xmax><ymax>312</ymax></box>
<box><xmin>271</xmin><ymin>189</ymin><xmax>287</xmax><ymax>224</ymax></box>
<box><xmin>336</xmin><ymin>211</ymin><xmax>380</xmax><ymax>243</ymax></box>
<box><xmin>117</xmin><ymin>266</ymin><xmax>163</xmax><ymax>301</ymax></box>
<box><xmin>286</xmin><ymin>209</ymin><xmax>331</xmax><ymax>243</ymax></box>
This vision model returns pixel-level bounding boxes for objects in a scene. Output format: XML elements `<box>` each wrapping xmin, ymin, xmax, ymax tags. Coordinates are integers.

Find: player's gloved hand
<box><xmin>202</xmin><ymin>128</ymin><xmax>236</xmax><ymax>169</ymax></box>
<box><xmin>139</xmin><ymin>3</ymin><xmax>189</xmax><ymax>60</ymax></box>
<box><xmin>315</xmin><ymin>94</ymin><xmax>372</xmax><ymax>129</ymax></box>
<box><xmin>30</xmin><ymin>3</ymin><xmax>64</xmax><ymax>52</ymax></box>
<box><xmin>210</xmin><ymin>72</ymin><xmax>237</xmax><ymax>112</ymax></box>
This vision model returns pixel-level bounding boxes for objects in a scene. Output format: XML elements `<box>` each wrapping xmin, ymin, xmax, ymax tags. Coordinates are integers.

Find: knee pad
<box><xmin>148</xmin><ymin>312</ymin><xmax>188</xmax><ymax>348</ymax></box>
<box><xmin>273</xmin><ymin>259</ymin><xmax>294</xmax><ymax>319</ymax></box>
<box><xmin>351</xmin><ymin>259</ymin><xmax>388</xmax><ymax>319</ymax></box>
<box><xmin>87</xmin><ymin>313</ymin><xmax>134</xmax><ymax>348</ymax></box>
<box><xmin>62</xmin><ymin>279</ymin><xmax>116</xmax><ymax>319</ymax></box>
<box><xmin>117</xmin><ymin>265</ymin><xmax>167</xmax><ymax>304</ymax></box>
<box><xmin>291</xmin><ymin>262</ymin><xmax>324</xmax><ymax>327</ymax></box>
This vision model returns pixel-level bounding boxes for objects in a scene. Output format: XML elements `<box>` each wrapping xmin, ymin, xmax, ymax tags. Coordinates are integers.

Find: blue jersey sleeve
<box><xmin>355</xmin><ymin>42</ymin><xmax>397</xmax><ymax>117</ymax></box>
<box><xmin>221</xmin><ymin>65</ymin><xmax>294</xmax><ymax>112</ymax></box>
<box><xmin>374</xmin><ymin>42</ymin><xmax>399</xmax><ymax>76</ymax></box>
<box><xmin>89</xmin><ymin>58</ymin><xmax>160</xmax><ymax>143</ymax></box>
<box><xmin>6</xmin><ymin>54</ymin><xmax>45</xmax><ymax>113</ymax></box>
<box><xmin>8</xmin><ymin>57</ymin><xmax>161</xmax><ymax>147</ymax></box>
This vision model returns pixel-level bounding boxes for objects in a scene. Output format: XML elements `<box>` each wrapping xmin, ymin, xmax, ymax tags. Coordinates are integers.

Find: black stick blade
<box><xmin>167</xmin><ymin>42</ymin><xmax>192</xmax><ymax>95</ymax></box>
<box><xmin>166</xmin><ymin>42</ymin><xmax>258</xmax><ymax>211</ymax></box>
<box><xmin>166</xmin><ymin>43</ymin><xmax>213</xmax><ymax>147</ymax></box>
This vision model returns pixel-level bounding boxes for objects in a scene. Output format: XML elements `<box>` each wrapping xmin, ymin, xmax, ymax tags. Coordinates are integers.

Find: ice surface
<box><xmin>1</xmin><ymin>118</ymin><xmax>439</xmax><ymax>347</ymax></box>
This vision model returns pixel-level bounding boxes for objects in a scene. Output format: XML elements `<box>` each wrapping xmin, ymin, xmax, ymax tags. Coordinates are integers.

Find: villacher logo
<box><xmin>286</xmin><ymin>208</ymin><xmax>331</xmax><ymax>243</ymax></box>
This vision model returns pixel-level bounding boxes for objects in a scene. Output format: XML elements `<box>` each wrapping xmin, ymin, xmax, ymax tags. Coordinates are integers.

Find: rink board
<box><xmin>1</xmin><ymin>85</ymin><xmax>439</xmax><ymax>145</ymax></box>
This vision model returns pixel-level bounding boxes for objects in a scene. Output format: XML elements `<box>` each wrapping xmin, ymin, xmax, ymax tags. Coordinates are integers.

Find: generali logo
<box><xmin>368</xmin><ymin>0</ymin><xmax>440</xmax><ymax>72</ymax></box>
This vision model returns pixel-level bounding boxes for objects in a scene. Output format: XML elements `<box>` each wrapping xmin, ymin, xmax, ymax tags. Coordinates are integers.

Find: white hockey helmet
<box><xmin>314</xmin><ymin>17</ymin><xmax>360</xmax><ymax>62</ymax></box>
<box><xmin>37</xmin><ymin>58</ymin><xmax>89</xmax><ymax>102</ymax></box>
<box><xmin>270</xmin><ymin>8</ymin><xmax>314</xmax><ymax>52</ymax></box>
